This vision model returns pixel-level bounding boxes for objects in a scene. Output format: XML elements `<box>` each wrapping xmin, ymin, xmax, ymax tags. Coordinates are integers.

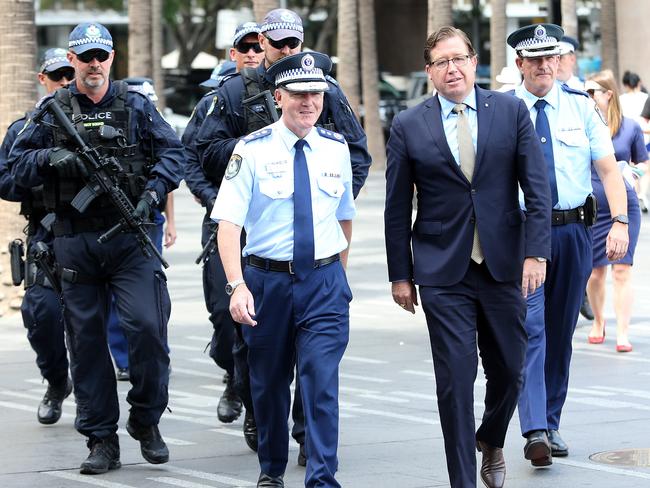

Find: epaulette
<box><xmin>242</xmin><ymin>127</ymin><xmax>272</xmax><ymax>143</ymax></box>
<box><xmin>325</xmin><ymin>75</ymin><xmax>339</xmax><ymax>86</ymax></box>
<box><xmin>218</xmin><ymin>73</ymin><xmax>237</xmax><ymax>87</ymax></box>
<box><xmin>317</xmin><ymin>126</ymin><xmax>345</xmax><ymax>143</ymax></box>
<box><xmin>35</xmin><ymin>93</ymin><xmax>54</xmax><ymax>110</ymax></box>
<box><xmin>561</xmin><ymin>83</ymin><xmax>588</xmax><ymax>97</ymax></box>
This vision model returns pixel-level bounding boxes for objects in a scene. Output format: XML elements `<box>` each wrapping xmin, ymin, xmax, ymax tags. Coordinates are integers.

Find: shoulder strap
<box><xmin>241</xmin><ymin>67</ymin><xmax>263</xmax><ymax>98</ymax></box>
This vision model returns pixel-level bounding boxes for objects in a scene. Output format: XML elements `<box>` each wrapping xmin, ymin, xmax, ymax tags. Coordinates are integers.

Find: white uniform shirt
<box><xmin>212</xmin><ymin>120</ymin><xmax>355</xmax><ymax>261</ymax></box>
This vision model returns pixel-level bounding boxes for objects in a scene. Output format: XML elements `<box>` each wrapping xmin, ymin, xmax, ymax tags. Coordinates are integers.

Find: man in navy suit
<box><xmin>384</xmin><ymin>26</ymin><xmax>552</xmax><ymax>488</ymax></box>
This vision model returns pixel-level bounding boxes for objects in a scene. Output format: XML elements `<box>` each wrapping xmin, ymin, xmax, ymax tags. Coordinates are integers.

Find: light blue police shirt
<box><xmin>212</xmin><ymin>120</ymin><xmax>356</xmax><ymax>261</ymax></box>
<box><xmin>515</xmin><ymin>82</ymin><xmax>614</xmax><ymax>210</ymax></box>
<box><xmin>438</xmin><ymin>88</ymin><xmax>478</xmax><ymax>165</ymax></box>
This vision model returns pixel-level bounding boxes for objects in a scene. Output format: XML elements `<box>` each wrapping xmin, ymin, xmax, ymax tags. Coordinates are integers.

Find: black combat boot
<box><xmin>217</xmin><ymin>374</ymin><xmax>243</xmax><ymax>423</ymax></box>
<box><xmin>126</xmin><ymin>418</ymin><xmax>169</xmax><ymax>464</ymax></box>
<box><xmin>80</xmin><ymin>434</ymin><xmax>121</xmax><ymax>474</ymax></box>
<box><xmin>38</xmin><ymin>377</ymin><xmax>73</xmax><ymax>425</ymax></box>
<box><xmin>243</xmin><ymin>409</ymin><xmax>258</xmax><ymax>452</ymax></box>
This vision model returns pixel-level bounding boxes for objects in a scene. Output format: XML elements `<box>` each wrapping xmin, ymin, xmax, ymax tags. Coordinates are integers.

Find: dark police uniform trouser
<box><xmin>54</xmin><ymin>229</ymin><xmax>170</xmax><ymax>440</ymax></box>
<box><xmin>21</xmin><ymin>277</ymin><xmax>68</xmax><ymax>387</ymax></box>
<box><xmin>242</xmin><ymin>260</ymin><xmax>351</xmax><ymax>488</ymax></box>
<box><xmin>518</xmin><ymin>222</ymin><xmax>592</xmax><ymax>435</ymax></box>
<box><xmin>420</xmin><ymin>261</ymin><xmax>527</xmax><ymax>488</ymax></box>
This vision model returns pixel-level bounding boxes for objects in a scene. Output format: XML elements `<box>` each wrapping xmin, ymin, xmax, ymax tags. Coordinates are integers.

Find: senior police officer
<box><xmin>0</xmin><ymin>48</ymin><xmax>74</xmax><ymax>425</ymax></box>
<box><xmin>8</xmin><ymin>22</ymin><xmax>184</xmax><ymax>474</ymax></box>
<box><xmin>196</xmin><ymin>8</ymin><xmax>371</xmax><ymax>197</ymax></box>
<box><xmin>214</xmin><ymin>51</ymin><xmax>354</xmax><ymax>488</ymax></box>
<box><xmin>184</xmin><ymin>22</ymin><xmax>264</xmax><ymax>445</ymax></box>
<box><xmin>507</xmin><ymin>24</ymin><xmax>629</xmax><ymax>467</ymax></box>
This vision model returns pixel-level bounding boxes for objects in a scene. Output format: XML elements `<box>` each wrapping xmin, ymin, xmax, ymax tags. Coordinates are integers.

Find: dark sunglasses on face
<box><xmin>236</xmin><ymin>42</ymin><xmax>263</xmax><ymax>54</ymax></box>
<box><xmin>266</xmin><ymin>36</ymin><xmax>300</xmax><ymax>50</ymax></box>
<box><xmin>46</xmin><ymin>68</ymin><xmax>75</xmax><ymax>82</ymax></box>
<box><xmin>76</xmin><ymin>49</ymin><xmax>110</xmax><ymax>63</ymax></box>
<box><xmin>586</xmin><ymin>88</ymin><xmax>603</xmax><ymax>97</ymax></box>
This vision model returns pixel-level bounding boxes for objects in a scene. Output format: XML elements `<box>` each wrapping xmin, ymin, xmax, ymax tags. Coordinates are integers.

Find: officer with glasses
<box><xmin>185</xmin><ymin>22</ymin><xmax>264</xmax><ymax>448</ymax></box>
<box><xmin>0</xmin><ymin>47</ymin><xmax>74</xmax><ymax>427</ymax></box>
<box><xmin>8</xmin><ymin>22</ymin><xmax>184</xmax><ymax>475</ymax></box>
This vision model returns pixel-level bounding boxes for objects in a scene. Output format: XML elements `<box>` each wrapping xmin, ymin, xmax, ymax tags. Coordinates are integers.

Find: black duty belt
<box><xmin>246</xmin><ymin>254</ymin><xmax>340</xmax><ymax>274</ymax></box>
<box><xmin>52</xmin><ymin>215</ymin><xmax>121</xmax><ymax>236</ymax></box>
<box><xmin>551</xmin><ymin>206</ymin><xmax>586</xmax><ymax>226</ymax></box>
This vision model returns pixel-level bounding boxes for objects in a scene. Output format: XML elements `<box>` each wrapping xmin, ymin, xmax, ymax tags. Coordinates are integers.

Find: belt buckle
<box><xmin>288</xmin><ymin>260</ymin><xmax>294</xmax><ymax>275</ymax></box>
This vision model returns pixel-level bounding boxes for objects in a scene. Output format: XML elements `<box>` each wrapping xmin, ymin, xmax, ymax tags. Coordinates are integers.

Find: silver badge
<box><xmin>54</xmin><ymin>48</ymin><xmax>67</xmax><ymax>56</ymax></box>
<box><xmin>301</xmin><ymin>54</ymin><xmax>315</xmax><ymax>71</ymax></box>
<box><xmin>534</xmin><ymin>25</ymin><xmax>546</xmax><ymax>40</ymax></box>
<box><xmin>280</xmin><ymin>11</ymin><xmax>295</xmax><ymax>23</ymax></box>
<box><xmin>86</xmin><ymin>25</ymin><xmax>101</xmax><ymax>38</ymax></box>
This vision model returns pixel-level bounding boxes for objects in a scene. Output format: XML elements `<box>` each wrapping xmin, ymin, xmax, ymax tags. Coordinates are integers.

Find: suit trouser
<box><xmin>242</xmin><ymin>261</ymin><xmax>350</xmax><ymax>488</ymax></box>
<box><xmin>518</xmin><ymin>222</ymin><xmax>592</xmax><ymax>434</ymax></box>
<box><xmin>420</xmin><ymin>261</ymin><xmax>527</xmax><ymax>488</ymax></box>
<box><xmin>21</xmin><ymin>281</ymin><xmax>68</xmax><ymax>387</ymax></box>
<box><xmin>54</xmin><ymin>230</ymin><xmax>170</xmax><ymax>440</ymax></box>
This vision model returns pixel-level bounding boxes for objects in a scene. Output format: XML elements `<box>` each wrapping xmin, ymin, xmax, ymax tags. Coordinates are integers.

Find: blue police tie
<box><xmin>534</xmin><ymin>99</ymin><xmax>559</xmax><ymax>206</ymax></box>
<box><xmin>293</xmin><ymin>139</ymin><xmax>314</xmax><ymax>280</ymax></box>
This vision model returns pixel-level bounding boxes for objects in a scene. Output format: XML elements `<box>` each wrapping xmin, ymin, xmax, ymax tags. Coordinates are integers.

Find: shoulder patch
<box><xmin>206</xmin><ymin>95</ymin><xmax>219</xmax><ymax>117</ymax></box>
<box><xmin>243</xmin><ymin>127</ymin><xmax>272</xmax><ymax>143</ymax></box>
<box><xmin>317</xmin><ymin>127</ymin><xmax>346</xmax><ymax>143</ymax></box>
<box><xmin>225</xmin><ymin>154</ymin><xmax>243</xmax><ymax>180</ymax></box>
<box><xmin>561</xmin><ymin>83</ymin><xmax>589</xmax><ymax>97</ymax></box>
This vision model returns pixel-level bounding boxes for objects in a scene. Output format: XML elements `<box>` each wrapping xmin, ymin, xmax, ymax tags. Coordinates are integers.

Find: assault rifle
<box><xmin>41</xmin><ymin>98</ymin><xmax>168</xmax><ymax>268</ymax></box>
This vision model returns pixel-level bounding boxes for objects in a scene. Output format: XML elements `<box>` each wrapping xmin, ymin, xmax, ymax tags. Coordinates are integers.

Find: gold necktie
<box><xmin>452</xmin><ymin>103</ymin><xmax>483</xmax><ymax>264</ymax></box>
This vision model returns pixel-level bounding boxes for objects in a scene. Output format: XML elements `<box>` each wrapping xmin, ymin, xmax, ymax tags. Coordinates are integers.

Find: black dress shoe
<box><xmin>524</xmin><ymin>430</ymin><xmax>552</xmax><ymax>467</ymax></box>
<box><xmin>257</xmin><ymin>473</ymin><xmax>284</xmax><ymax>487</ymax></box>
<box><xmin>38</xmin><ymin>377</ymin><xmax>73</xmax><ymax>425</ymax></box>
<box><xmin>243</xmin><ymin>410</ymin><xmax>258</xmax><ymax>452</ymax></box>
<box><xmin>548</xmin><ymin>429</ymin><xmax>569</xmax><ymax>457</ymax></box>
<box><xmin>126</xmin><ymin>419</ymin><xmax>169</xmax><ymax>464</ymax></box>
<box><xmin>80</xmin><ymin>434</ymin><xmax>121</xmax><ymax>474</ymax></box>
<box><xmin>580</xmin><ymin>292</ymin><xmax>594</xmax><ymax>320</ymax></box>
<box><xmin>116</xmin><ymin>367</ymin><xmax>130</xmax><ymax>381</ymax></box>
<box><xmin>297</xmin><ymin>443</ymin><xmax>306</xmax><ymax>467</ymax></box>
<box><xmin>218</xmin><ymin>376</ymin><xmax>243</xmax><ymax>423</ymax></box>
<box><xmin>476</xmin><ymin>440</ymin><xmax>506</xmax><ymax>488</ymax></box>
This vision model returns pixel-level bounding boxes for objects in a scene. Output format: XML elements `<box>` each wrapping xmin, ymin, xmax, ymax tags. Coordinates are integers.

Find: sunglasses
<box><xmin>265</xmin><ymin>37</ymin><xmax>301</xmax><ymax>50</ymax></box>
<box><xmin>236</xmin><ymin>42</ymin><xmax>263</xmax><ymax>54</ymax></box>
<box><xmin>76</xmin><ymin>49</ymin><xmax>110</xmax><ymax>63</ymax></box>
<box><xmin>46</xmin><ymin>68</ymin><xmax>75</xmax><ymax>82</ymax></box>
<box><xmin>586</xmin><ymin>88</ymin><xmax>604</xmax><ymax>97</ymax></box>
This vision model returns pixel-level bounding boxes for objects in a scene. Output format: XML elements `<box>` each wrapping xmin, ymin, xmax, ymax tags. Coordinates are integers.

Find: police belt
<box><xmin>52</xmin><ymin>214</ymin><xmax>121</xmax><ymax>236</ymax></box>
<box><xmin>551</xmin><ymin>206</ymin><xmax>587</xmax><ymax>226</ymax></box>
<box><xmin>246</xmin><ymin>254</ymin><xmax>340</xmax><ymax>274</ymax></box>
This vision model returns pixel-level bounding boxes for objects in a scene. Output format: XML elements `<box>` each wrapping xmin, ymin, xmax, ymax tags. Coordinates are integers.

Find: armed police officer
<box><xmin>0</xmin><ymin>48</ymin><xmax>74</xmax><ymax>426</ymax></box>
<box><xmin>184</xmin><ymin>22</ymin><xmax>264</xmax><ymax>449</ymax></box>
<box><xmin>215</xmin><ymin>51</ymin><xmax>354</xmax><ymax>488</ymax></box>
<box><xmin>196</xmin><ymin>8</ymin><xmax>371</xmax><ymax>197</ymax></box>
<box><xmin>8</xmin><ymin>23</ymin><xmax>184</xmax><ymax>474</ymax></box>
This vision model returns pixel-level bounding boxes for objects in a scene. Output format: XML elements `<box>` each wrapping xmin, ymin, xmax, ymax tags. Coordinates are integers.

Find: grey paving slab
<box><xmin>1</xmin><ymin>173</ymin><xmax>650</xmax><ymax>487</ymax></box>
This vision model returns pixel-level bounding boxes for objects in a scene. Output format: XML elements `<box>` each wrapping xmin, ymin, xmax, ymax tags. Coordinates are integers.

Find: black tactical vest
<box><xmin>43</xmin><ymin>81</ymin><xmax>151</xmax><ymax>214</ymax></box>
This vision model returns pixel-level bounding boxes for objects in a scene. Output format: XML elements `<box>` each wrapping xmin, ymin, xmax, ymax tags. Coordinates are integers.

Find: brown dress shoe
<box><xmin>524</xmin><ymin>430</ymin><xmax>552</xmax><ymax>467</ymax></box>
<box><xmin>476</xmin><ymin>440</ymin><xmax>506</xmax><ymax>488</ymax></box>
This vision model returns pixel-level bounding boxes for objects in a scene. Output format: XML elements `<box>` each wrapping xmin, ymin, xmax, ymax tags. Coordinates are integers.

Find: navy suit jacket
<box><xmin>384</xmin><ymin>86</ymin><xmax>552</xmax><ymax>287</ymax></box>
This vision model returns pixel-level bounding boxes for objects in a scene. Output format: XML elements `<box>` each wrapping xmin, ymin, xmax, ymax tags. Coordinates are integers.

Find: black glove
<box><xmin>48</xmin><ymin>148</ymin><xmax>88</xmax><ymax>178</ymax></box>
<box><xmin>134</xmin><ymin>190</ymin><xmax>159</xmax><ymax>222</ymax></box>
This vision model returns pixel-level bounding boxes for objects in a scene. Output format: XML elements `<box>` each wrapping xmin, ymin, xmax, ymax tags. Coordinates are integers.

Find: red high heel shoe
<box><xmin>616</xmin><ymin>343</ymin><xmax>633</xmax><ymax>353</ymax></box>
<box><xmin>587</xmin><ymin>323</ymin><xmax>606</xmax><ymax>344</ymax></box>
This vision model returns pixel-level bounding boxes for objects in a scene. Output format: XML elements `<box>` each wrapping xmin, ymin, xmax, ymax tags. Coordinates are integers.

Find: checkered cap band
<box><xmin>260</xmin><ymin>22</ymin><xmax>303</xmax><ymax>34</ymax></box>
<box><xmin>514</xmin><ymin>36</ymin><xmax>558</xmax><ymax>52</ymax></box>
<box><xmin>41</xmin><ymin>57</ymin><xmax>69</xmax><ymax>72</ymax></box>
<box><xmin>275</xmin><ymin>67</ymin><xmax>324</xmax><ymax>86</ymax></box>
<box><xmin>234</xmin><ymin>24</ymin><xmax>261</xmax><ymax>45</ymax></box>
<box><xmin>69</xmin><ymin>37</ymin><xmax>113</xmax><ymax>48</ymax></box>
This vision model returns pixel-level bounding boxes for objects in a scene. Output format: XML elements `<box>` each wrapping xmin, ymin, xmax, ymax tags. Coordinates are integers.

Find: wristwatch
<box><xmin>225</xmin><ymin>279</ymin><xmax>246</xmax><ymax>296</ymax></box>
<box><xmin>611</xmin><ymin>214</ymin><xmax>629</xmax><ymax>224</ymax></box>
<box><xmin>534</xmin><ymin>257</ymin><xmax>547</xmax><ymax>263</ymax></box>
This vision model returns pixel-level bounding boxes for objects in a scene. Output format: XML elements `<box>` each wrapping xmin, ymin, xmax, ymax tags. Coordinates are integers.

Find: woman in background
<box><xmin>585</xmin><ymin>71</ymin><xmax>644</xmax><ymax>353</ymax></box>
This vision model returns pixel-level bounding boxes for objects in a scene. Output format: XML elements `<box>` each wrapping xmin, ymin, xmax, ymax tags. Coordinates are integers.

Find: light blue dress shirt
<box><xmin>212</xmin><ymin>120</ymin><xmax>356</xmax><ymax>261</ymax></box>
<box><xmin>438</xmin><ymin>89</ymin><xmax>478</xmax><ymax>165</ymax></box>
<box><xmin>514</xmin><ymin>82</ymin><xmax>614</xmax><ymax>210</ymax></box>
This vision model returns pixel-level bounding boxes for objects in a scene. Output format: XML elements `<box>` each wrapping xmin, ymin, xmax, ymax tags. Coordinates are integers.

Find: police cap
<box><xmin>233</xmin><ymin>22</ymin><xmax>261</xmax><ymax>47</ymax></box>
<box><xmin>559</xmin><ymin>35</ymin><xmax>579</xmax><ymax>55</ymax></box>
<box><xmin>507</xmin><ymin>24</ymin><xmax>563</xmax><ymax>58</ymax></box>
<box><xmin>200</xmin><ymin>61</ymin><xmax>237</xmax><ymax>88</ymax></box>
<box><xmin>123</xmin><ymin>77</ymin><xmax>158</xmax><ymax>102</ymax></box>
<box><xmin>40</xmin><ymin>48</ymin><xmax>73</xmax><ymax>73</ymax></box>
<box><xmin>267</xmin><ymin>52</ymin><xmax>331</xmax><ymax>93</ymax></box>
<box><xmin>260</xmin><ymin>8</ymin><xmax>303</xmax><ymax>42</ymax></box>
<box><xmin>68</xmin><ymin>22</ymin><xmax>113</xmax><ymax>54</ymax></box>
